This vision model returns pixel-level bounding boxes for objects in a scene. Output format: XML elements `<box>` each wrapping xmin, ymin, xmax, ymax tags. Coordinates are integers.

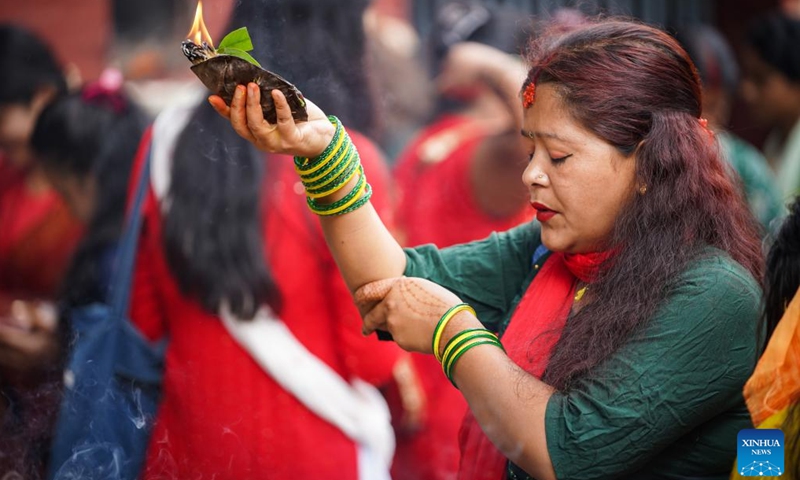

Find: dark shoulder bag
<box><xmin>48</xmin><ymin>147</ymin><xmax>165</xmax><ymax>480</ymax></box>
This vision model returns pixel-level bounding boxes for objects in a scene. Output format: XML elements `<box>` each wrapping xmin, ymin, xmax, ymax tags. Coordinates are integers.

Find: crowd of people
<box><xmin>1</xmin><ymin>1</ymin><xmax>799</xmax><ymax>479</ymax></box>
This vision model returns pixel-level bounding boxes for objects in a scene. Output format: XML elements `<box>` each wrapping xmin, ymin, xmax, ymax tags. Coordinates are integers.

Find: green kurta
<box><xmin>404</xmin><ymin>222</ymin><xmax>761</xmax><ymax>480</ymax></box>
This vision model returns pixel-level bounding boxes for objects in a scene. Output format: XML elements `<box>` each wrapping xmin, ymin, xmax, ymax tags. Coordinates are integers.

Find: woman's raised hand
<box><xmin>209</xmin><ymin>83</ymin><xmax>336</xmax><ymax>158</ymax></box>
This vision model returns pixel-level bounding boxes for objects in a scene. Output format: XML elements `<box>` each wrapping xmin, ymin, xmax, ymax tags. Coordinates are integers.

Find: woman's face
<box><xmin>521</xmin><ymin>83</ymin><xmax>637</xmax><ymax>253</ymax></box>
<box><xmin>0</xmin><ymin>89</ymin><xmax>57</xmax><ymax>169</ymax></box>
<box><xmin>740</xmin><ymin>47</ymin><xmax>800</xmax><ymax>128</ymax></box>
<box><xmin>43</xmin><ymin>168</ymin><xmax>95</xmax><ymax>223</ymax></box>
<box><xmin>0</xmin><ymin>103</ymin><xmax>38</xmax><ymax>169</ymax></box>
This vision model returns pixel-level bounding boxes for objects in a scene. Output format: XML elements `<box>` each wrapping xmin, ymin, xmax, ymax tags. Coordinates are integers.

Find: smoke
<box><xmin>50</xmin><ymin>443</ymin><xmax>123</xmax><ymax>480</ymax></box>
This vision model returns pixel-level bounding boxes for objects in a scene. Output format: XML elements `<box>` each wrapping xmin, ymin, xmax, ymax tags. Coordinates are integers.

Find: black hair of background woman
<box><xmin>31</xmin><ymin>91</ymin><xmax>148</xmax><ymax>312</ymax></box>
<box><xmin>762</xmin><ymin>196</ymin><xmax>800</xmax><ymax>479</ymax></box>
<box><xmin>747</xmin><ymin>11</ymin><xmax>800</xmax><ymax>83</ymax></box>
<box><xmin>0</xmin><ymin>24</ymin><xmax>67</xmax><ymax>107</ymax></box>
<box><xmin>164</xmin><ymin>0</ymin><xmax>374</xmax><ymax>320</ymax></box>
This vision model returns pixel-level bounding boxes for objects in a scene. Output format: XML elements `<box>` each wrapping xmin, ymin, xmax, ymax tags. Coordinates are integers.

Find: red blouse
<box><xmin>0</xmin><ymin>155</ymin><xmax>83</xmax><ymax>299</ymax></box>
<box><xmin>129</xmin><ymin>131</ymin><xmax>401</xmax><ymax>479</ymax></box>
<box><xmin>394</xmin><ymin>115</ymin><xmax>532</xmax><ymax>248</ymax></box>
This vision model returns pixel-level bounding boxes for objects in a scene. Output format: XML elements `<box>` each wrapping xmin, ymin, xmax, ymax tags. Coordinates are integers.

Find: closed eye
<box><xmin>551</xmin><ymin>154</ymin><xmax>573</xmax><ymax>165</ymax></box>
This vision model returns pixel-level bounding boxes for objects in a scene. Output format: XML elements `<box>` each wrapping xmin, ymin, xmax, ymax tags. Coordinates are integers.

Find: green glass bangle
<box><xmin>303</xmin><ymin>144</ymin><xmax>357</xmax><ymax>191</ymax></box>
<box><xmin>445</xmin><ymin>339</ymin><xmax>505</xmax><ymax>388</ymax></box>
<box><xmin>441</xmin><ymin>329</ymin><xmax>495</xmax><ymax>362</ymax></box>
<box><xmin>300</xmin><ymin>135</ymin><xmax>354</xmax><ymax>184</ymax></box>
<box><xmin>335</xmin><ymin>183</ymin><xmax>372</xmax><ymax>216</ymax></box>
<box><xmin>307</xmin><ymin>166</ymin><xmax>365</xmax><ymax>213</ymax></box>
<box><xmin>432</xmin><ymin>303</ymin><xmax>474</xmax><ymax>362</ymax></box>
<box><xmin>441</xmin><ymin>330</ymin><xmax>499</xmax><ymax>374</ymax></box>
<box><xmin>309</xmin><ymin>181</ymin><xmax>372</xmax><ymax>217</ymax></box>
<box><xmin>305</xmin><ymin>153</ymin><xmax>361</xmax><ymax>198</ymax></box>
<box><xmin>294</xmin><ymin>115</ymin><xmax>342</xmax><ymax>170</ymax></box>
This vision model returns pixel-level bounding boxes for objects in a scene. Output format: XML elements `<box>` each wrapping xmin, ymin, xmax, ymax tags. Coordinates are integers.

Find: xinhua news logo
<box><xmin>738</xmin><ymin>429</ymin><xmax>784</xmax><ymax>477</ymax></box>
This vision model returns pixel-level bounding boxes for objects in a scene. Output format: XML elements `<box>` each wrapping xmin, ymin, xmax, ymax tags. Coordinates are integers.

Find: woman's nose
<box><xmin>523</xmin><ymin>162</ymin><xmax>549</xmax><ymax>187</ymax></box>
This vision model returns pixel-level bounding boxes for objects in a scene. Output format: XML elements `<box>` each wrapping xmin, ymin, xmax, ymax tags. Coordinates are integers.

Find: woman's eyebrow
<box><xmin>520</xmin><ymin>129</ymin><xmax>573</xmax><ymax>144</ymax></box>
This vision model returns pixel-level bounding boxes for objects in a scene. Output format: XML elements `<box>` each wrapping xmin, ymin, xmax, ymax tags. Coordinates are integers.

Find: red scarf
<box><xmin>457</xmin><ymin>250</ymin><xmax>612</xmax><ymax>480</ymax></box>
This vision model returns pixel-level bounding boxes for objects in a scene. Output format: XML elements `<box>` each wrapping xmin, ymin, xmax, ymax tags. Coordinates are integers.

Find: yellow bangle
<box><xmin>440</xmin><ymin>329</ymin><xmax>498</xmax><ymax>370</ymax></box>
<box><xmin>301</xmin><ymin>140</ymin><xmax>354</xmax><ymax>185</ymax></box>
<box><xmin>432</xmin><ymin>304</ymin><xmax>476</xmax><ymax>363</ymax></box>
<box><xmin>308</xmin><ymin>174</ymin><xmax>367</xmax><ymax>215</ymax></box>
<box><xmin>306</xmin><ymin>156</ymin><xmax>363</xmax><ymax>199</ymax></box>
<box><xmin>444</xmin><ymin>337</ymin><xmax>504</xmax><ymax>386</ymax></box>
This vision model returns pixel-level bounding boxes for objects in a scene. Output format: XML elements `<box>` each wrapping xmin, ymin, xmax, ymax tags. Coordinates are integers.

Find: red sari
<box><xmin>129</xmin><ymin>131</ymin><xmax>402</xmax><ymax>479</ymax></box>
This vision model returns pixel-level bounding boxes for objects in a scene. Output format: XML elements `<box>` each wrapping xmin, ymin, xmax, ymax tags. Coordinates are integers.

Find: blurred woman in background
<box><xmin>388</xmin><ymin>4</ymin><xmax>538</xmax><ymax>479</ymax></box>
<box><xmin>0</xmin><ymin>24</ymin><xmax>83</xmax><ymax>300</ymax></box>
<box><xmin>31</xmin><ymin>70</ymin><xmax>148</xmax><ymax>313</ymax></box>
<box><xmin>2</xmin><ymin>71</ymin><xmax>146</xmax><ymax>478</ymax></box>
<box><xmin>741</xmin><ymin>10</ymin><xmax>800</xmax><ymax>201</ymax></box>
<box><xmin>0</xmin><ymin>25</ymin><xmax>84</xmax><ymax>480</ymax></box>
<box><xmin>127</xmin><ymin>0</ymin><xmax>408</xmax><ymax>478</ymax></box>
<box><xmin>733</xmin><ymin>196</ymin><xmax>800</xmax><ymax>479</ymax></box>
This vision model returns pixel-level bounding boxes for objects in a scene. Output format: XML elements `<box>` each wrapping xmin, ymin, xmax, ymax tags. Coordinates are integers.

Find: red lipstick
<box><xmin>531</xmin><ymin>202</ymin><xmax>556</xmax><ymax>222</ymax></box>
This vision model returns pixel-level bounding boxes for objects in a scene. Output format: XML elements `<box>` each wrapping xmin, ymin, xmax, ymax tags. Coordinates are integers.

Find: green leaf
<box><xmin>217</xmin><ymin>27</ymin><xmax>254</xmax><ymax>52</ymax></box>
<box><xmin>218</xmin><ymin>47</ymin><xmax>262</xmax><ymax>68</ymax></box>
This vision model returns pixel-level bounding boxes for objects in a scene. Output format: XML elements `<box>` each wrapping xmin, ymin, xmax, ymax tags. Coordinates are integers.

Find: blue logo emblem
<box><xmin>738</xmin><ymin>429</ymin><xmax>784</xmax><ymax>476</ymax></box>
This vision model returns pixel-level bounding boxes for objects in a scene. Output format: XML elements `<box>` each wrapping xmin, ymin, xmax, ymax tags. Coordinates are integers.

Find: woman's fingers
<box><xmin>362</xmin><ymin>300</ymin><xmax>390</xmax><ymax>336</ymax></box>
<box><xmin>229</xmin><ymin>85</ymin><xmax>257</xmax><ymax>143</ymax></box>
<box><xmin>271</xmin><ymin>89</ymin><xmax>299</xmax><ymax>139</ymax></box>
<box><xmin>245</xmin><ymin>83</ymin><xmax>274</xmax><ymax>140</ymax></box>
<box><xmin>354</xmin><ymin>278</ymin><xmax>401</xmax><ymax>318</ymax></box>
<box><xmin>208</xmin><ymin>95</ymin><xmax>231</xmax><ymax>119</ymax></box>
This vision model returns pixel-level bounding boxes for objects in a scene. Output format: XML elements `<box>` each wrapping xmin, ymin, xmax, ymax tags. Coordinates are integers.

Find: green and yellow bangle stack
<box><xmin>294</xmin><ymin>116</ymin><xmax>372</xmax><ymax>216</ymax></box>
<box><xmin>432</xmin><ymin>303</ymin><xmax>506</xmax><ymax>387</ymax></box>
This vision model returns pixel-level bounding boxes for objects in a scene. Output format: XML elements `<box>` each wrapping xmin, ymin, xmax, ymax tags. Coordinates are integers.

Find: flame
<box><xmin>187</xmin><ymin>1</ymin><xmax>214</xmax><ymax>48</ymax></box>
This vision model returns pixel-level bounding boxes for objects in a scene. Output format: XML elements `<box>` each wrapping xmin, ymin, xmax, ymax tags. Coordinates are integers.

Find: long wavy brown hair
<box><xmin>522</xmin><ymin>20</ymin><xmax>764</xmax><ymax>391</ymax></box>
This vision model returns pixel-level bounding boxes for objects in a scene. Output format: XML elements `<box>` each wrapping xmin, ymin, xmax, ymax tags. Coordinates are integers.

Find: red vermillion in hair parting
<box><xmin>520</xmin><ymin>19</ymin><xmax>763</xmax><ymax>390</ymax></box>
<box><xmin>521</xmin><ymin>51</ymin><xmax>557</xmax><ymax>108</ymax></box>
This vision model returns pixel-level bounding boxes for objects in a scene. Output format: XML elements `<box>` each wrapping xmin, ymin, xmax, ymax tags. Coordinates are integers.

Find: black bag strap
<box><xmin>109</xmin><ymin>146</ymin><xmax>152</xmax><ymax>317</ymax></box>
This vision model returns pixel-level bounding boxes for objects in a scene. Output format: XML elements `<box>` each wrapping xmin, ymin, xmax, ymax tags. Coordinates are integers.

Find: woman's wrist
<box><xmin>295</xmin><ymin>116</ymin><xmax>373</xmax><ymax>214</ymax></box>
<box><xmin>296</xmin><ymin>115</ymin><xmax>341</xmax><ymax>163</ymax></box>
<box><xmin>311</xmin><ymin>121</ymin><xmax>337</xmax><ymax>158</ymax></box>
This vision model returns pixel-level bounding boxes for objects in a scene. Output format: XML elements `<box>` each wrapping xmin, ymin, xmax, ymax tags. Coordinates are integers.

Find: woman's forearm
<box><xmin>317</xmin><ymin>178</ymin><xmax>407</xmax><ymax>293</ymax></box>
<box><xmin>212</xmin><ymin>86</ymin><xmax>408</xmax><ymax>293</ymax></box>
<box><xmin>442</xmin><ymin>313</ymin><xmax>558</xmax><ymax>480</ymax></box>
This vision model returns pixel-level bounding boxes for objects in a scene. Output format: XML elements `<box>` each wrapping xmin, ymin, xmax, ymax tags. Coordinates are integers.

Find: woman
<box><xmin>732</xmin><ymin>197</ymin><xmax>800</xmax><ymax>479</ymax></box>
<box><xmin>741</xmin><ymin>10</ymin><xmax>800</xmax><ymax>201</ymax></box>
<box><xmin>213</xmin><ymin>19</ymin><xmax>763</xmax><ymax>480</ymax></box>
<box><xmin>130</xmin><ymin>0</ymin><xmax>404</xmax><ymax>478</ymax></box>
<box><xmin>31</xmin><ymin>72</ymin><xmax>147</xmax><ymax>312</ymax></box>
<box><xmin>394</xmin><ymin>2</ymin><xmax>535</xmax><ymax>249</ymax></box>
<box><xmin>0</xmin><ymin>25</ymin><xmax>82</xmax><ymax>479</ymax></box>
<box><xmin>0</xmin><ymin>24</ymin><xmax>83</xmax><ymax>301</ymax></box>
<box><xmin>25</xmin><ymin>76</ymin><xmax>147</xmax><ymax>477</ymax></box>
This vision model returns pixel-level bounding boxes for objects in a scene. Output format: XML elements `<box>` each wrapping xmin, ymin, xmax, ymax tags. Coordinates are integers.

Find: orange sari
<box><xmin>731</xmin><ymin>289</ymin><xmax>800</xmax><ymax>479</ymax></box>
